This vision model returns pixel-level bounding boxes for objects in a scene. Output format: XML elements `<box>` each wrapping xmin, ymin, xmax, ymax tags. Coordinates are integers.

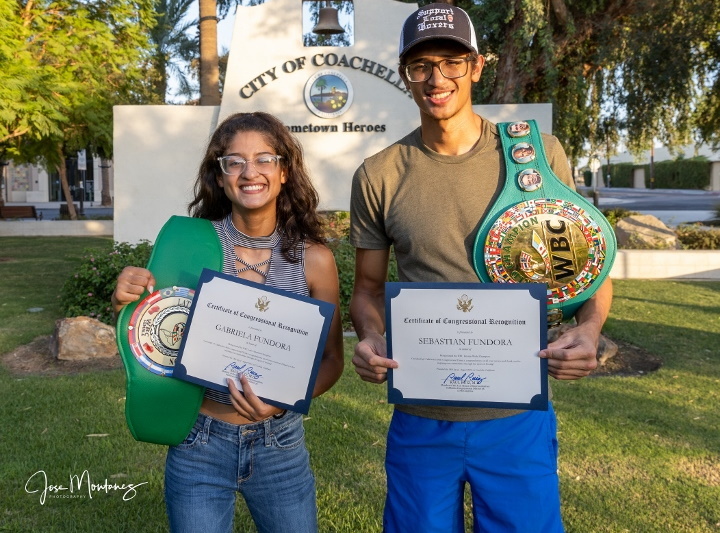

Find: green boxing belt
<box><xmin>116</xmin><ymin>216</ymin><xmax>222</xmax><ymax>445</ymax></box>
<box><xmin>472</xmin><ymin>120</ymin><xmax>616</xmax><ymax>326</ymax></box>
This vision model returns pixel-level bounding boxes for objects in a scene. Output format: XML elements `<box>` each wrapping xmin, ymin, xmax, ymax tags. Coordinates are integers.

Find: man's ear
<box><xmin>398</xmin><ymin>66</ymin><xmax>410</xmax><ymax>91</ymax></box>
<box><xmin>472</xmin><ymin>55</ymin><xmax>486</xmax><ymax>82</ymax></box>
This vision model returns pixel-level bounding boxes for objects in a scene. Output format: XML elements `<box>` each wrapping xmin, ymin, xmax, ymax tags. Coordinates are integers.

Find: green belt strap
<box><xmin>116</xmin><ymin>216</ymin><xmax>223</xmax><ymax>445</ymax></box>
<box><xmin>472</xmin><ymin>120</ymin><xmax>616</xmax><ymax>325</ymax></box>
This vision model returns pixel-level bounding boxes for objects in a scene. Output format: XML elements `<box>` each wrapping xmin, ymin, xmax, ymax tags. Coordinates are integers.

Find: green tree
<box><xmin>413</xmin><ymin>0</ymin><xmax>720</xmax><ymax>163</ymax></box>
<box><xmin>150</xmin><ymin>0</ymin><xmax>198</xmax><ymax>102</ymax></box>
<box><xmin>315</xmin><ymin>78</ymin><xmax>328</xmax><ymax>99</ymax></box>
<box><xmin>466</xmin><ymin>0</ymin><xmax>720</xmax><ymax>160</ymax></box>
<box><xmin>0</xmin><ymin>0</ymin><xmax>156</xmax><ymax>218</ymax></box>
<box><xmin>0</xmin><ymin>1</ymin><xmax>67</xmax><ymax>148</ymax></box>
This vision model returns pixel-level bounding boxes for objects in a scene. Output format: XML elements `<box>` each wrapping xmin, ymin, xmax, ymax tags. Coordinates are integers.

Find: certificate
<box><xmin>386</xmin><ymin>282</ymin><xmax>548</xmax><ymax>411</ymax></box>
<box><xmin>173</xmin><ymin>269</ymin><xmax>335</xmax><ymax>414</ymax></box>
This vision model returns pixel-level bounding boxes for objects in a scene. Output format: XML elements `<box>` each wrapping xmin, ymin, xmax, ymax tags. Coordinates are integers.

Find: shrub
<box><xmin>582</xmin><ymin>169</ymin><xmax>592</xmax><ymax>187</ymax></box>
<box><xmin>602</xmin><ymin>208</ymin><xmax>640</xmax><ymax>228</ymax></box>
<box><xmin>652</xmin><ymin>157</ymin><xmax>710</xmax><ymax>189</ymax></box>
<box><xmin>603</xmin><ymin>158</ymin><xmax>711</xmax><ymax>189</ymax></box>
<box><xmin>60</xmin><ymin>241</ymin><xmax>153</xmax><ymax>325</ymax></box>
<box><xmin>321</xmin><ymin>210</ymin><xmax>350</xmax><ymax>240</ymax></box>
<box><xmin>675</xmin><ymin>224</ymin><xmax>720</xmax><ymax>250</ymax></box>
<box><xmin>328</xmin><ymin>238</ymin><xmax>398</xmax><ymax>331</ymax></box>
<box><xmin>328</xmin><ymin>239</ymin><xmax>355</xmax><ymax>331</ymax></box>
<box><xmin>601</xmin><ymin>163</ymin><xmax>634</xmax><ymax>188</ymax></box>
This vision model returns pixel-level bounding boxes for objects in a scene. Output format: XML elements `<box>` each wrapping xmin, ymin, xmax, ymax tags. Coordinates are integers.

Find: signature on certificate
<box><xmin>442</xmin><ymin>372</ymin><xmax>486</xmax><ymax>385</ymax></box>
<box><xmin>224</xmin><ymin>362</ymin><xmax>263</xmax><ymax>380</ymax></box>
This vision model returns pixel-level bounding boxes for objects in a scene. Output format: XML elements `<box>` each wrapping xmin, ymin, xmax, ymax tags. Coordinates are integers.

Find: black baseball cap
<box><xmin>399</xmin><ymin>3</ymin><xmax>478</xmax><ymax>59</ymax></box>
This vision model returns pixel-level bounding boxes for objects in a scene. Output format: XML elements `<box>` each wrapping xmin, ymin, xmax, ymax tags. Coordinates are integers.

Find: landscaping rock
<box><xmin>615</xmin><ymin>214</ymin><xmax>680</xmax><ymax>249</ymax></box>
<box><xmin>51</xmin><ymin>317</ymin><xmax>118</xmax><ymax>361</ymax></box>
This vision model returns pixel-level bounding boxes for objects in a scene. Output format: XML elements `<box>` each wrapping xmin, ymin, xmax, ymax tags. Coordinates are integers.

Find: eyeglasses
<box><xmin>402</xmin><ymin>57</ymin><xmax>474</xmax><ymax>83</ymax></box>
<box><xmin>217</xmin><ymin>154</ymin><xmax>282</xmax><ymax>175</ymax></box>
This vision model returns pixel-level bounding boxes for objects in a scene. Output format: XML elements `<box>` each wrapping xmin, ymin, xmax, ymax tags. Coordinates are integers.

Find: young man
<box><xmin>349</xmin><ymin>4</ymin><xmax>613</xmax><ymax>532</ymax></box>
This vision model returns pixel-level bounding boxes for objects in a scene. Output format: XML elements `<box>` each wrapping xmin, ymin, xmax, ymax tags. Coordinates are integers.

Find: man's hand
<box><xmin>352</xmin><ymin>331</ymin><xmax>398</xmax><ymax>384</ymax></box>
<box><xmin>539</xmin><ymin>323</ymin><xmax>600</xmax><ymax>379</ymax></box>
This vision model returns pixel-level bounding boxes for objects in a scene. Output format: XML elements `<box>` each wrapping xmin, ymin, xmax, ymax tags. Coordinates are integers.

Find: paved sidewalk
<box><xmin>2</xmin><ymin>201</ymin><xmax>114</xmax><ymax>220</ymax></box>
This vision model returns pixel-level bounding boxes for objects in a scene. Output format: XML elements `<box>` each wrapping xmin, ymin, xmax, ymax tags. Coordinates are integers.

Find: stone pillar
<box><xmin>633</xmin><ymin>166</ymin><xmax>646</xmax><ymax>189</ymax></box>
<box><xmin>710</xmin><ymin>161</ymin><xmax>720</xmax><ymax>191</ymax></box>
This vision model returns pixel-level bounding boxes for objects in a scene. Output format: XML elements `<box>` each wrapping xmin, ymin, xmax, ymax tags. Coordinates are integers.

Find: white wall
<box><xmin>113</xmin><ymin>106</ymin><xmax>220</xmax><ymax>243</ymax></box>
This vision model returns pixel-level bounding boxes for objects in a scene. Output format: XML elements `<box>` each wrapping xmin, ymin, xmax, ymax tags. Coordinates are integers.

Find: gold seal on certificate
<box><xmin>173</xmin><ymin>269</ymin><xmax>335</xmax><ymax>414</ymax></box>
<box><xmin>386</xmin><ymin>282</ymin><xmax>548</xmax><ymax>411</ymax></box>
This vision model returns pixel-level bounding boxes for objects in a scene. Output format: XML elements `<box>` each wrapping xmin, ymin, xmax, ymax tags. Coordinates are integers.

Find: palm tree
<box><xmin>199</xmin><ymin>0</ymin><xmax>221</xmax><ymax>105</ymax></box>
<box><xmin>197</xmin><ymin>0</ymin><xmax>267</xmax><ymax>105</ymax></box>
<box><xmin>149</xmin><ymin>0</ymin><xmax>197</xmax><ymax>102</ymax></box>
<box><xmin>315</xmin><ymin>78</ymin><xmax>328</xmax><ymax>100</ymax></box>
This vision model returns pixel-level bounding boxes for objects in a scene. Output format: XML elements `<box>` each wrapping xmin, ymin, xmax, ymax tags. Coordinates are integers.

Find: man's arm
<box><xmin>540</xmin><ymin>134</ymin><xmax>613</xmax><ymax>378</ymax></box>
<box><xmin>539</xmin><ymin>278</ymin><xmax>613</xmax><ymax>379</ymax></box>
<box><xmin>350</xmin><ymin>248</ymin><xmax>398</xmax><ymax>384</ymax></box>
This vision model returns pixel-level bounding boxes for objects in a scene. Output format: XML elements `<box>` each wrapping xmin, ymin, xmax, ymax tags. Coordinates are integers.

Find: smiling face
<box><xmin>216</xmin><ymin>130</ymin><xmax>287</xmax><ymax>218</ymax></box>
<box><xmin>401</xmin><ymin>40</ymin><xmax>484</xmax><ymax>127</ymax></box>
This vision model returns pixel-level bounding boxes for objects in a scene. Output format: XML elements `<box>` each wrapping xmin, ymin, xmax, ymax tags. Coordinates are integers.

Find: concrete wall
<box><xmin>113</xmin><ymin>106</ymin><xmax>219</xmax><ymax>244</ymax></box>
<box><xmin>610</xmin><ymin>250</ymin><xmax>720</xmax><ymax>280</ymax></box>
<box><xmin>633</xmin><ymin>167</ymin><xmax>646</xmax><ymax>189</ymax></box>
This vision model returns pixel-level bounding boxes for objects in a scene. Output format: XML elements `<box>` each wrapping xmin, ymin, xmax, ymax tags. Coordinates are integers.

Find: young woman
<box><xmin>112</xmin><ymin>112</ymin><xmax>344</xmax><ymax>533</ymax></box>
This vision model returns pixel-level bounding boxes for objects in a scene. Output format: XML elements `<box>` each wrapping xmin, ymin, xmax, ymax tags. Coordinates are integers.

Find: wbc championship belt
<box><xmin>116</xmin><ymin>216</ymin><xmax>222</xmax><ymax>445</ymax></box>
<box><xmin>472</xmin><ymin>120</ymin><xmax>616</xmax><ymax>326</ymax></box>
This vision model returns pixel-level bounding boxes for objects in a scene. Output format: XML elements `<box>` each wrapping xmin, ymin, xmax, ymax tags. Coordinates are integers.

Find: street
<box><xmin>578</xmin><ymin>187</ymin><xmax>719</xmax><ymax>226</ymax></box>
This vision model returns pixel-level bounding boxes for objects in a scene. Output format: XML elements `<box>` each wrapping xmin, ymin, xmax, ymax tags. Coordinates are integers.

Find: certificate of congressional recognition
<box><xmin>174</xmin><ymin>269</ymin><xmax>335</xmax><ymax>414</ymax></box>
<box><xmin>386</xmin><ymin>282</ymin><xmax>548</xmax><ymax>411</ymax></box>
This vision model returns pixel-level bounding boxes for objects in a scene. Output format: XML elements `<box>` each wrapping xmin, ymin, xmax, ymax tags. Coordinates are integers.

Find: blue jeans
<box><xmin>384</xmin><ymin>407</ymin><xmax>563</xmax><ymax>533</ymax></box>
<box><xmin>165</xmin><ymin>411</ymin><xmax>317</xmax><ymax>533</ymax></box>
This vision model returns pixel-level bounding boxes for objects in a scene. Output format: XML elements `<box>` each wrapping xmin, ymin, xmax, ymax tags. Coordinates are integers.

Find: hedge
<box><xmin>599</xmin><ymin>157</ymin><xmax>711</xmax><ymax>189</ymax></box>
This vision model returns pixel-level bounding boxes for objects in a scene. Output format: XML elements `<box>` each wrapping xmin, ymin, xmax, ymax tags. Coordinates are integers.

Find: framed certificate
<box><xmin>174</xmin><ymin>269</ymin><xmax>335</xmax><ymax>414</ymax></box>
<box><xmin>386</xmin><ymin>282</ymin><xmax>548</xmax><ymax>411</ymax></box>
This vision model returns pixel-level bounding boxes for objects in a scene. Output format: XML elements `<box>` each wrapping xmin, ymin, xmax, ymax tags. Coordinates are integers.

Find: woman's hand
<box><xmin>111</xmin><ymin>266</ymin><xmax>156</xmax><ymax>314</ymax></box>
<box><xmin>227</xmin><ymin>375</ymin><xmax>285</xmax><ymax>421</ymax></box>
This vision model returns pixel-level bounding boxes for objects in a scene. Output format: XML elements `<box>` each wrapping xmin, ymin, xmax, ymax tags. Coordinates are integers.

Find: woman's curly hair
<box><xmin>189</xmin><ymin>112</ymin><xmax>325</xmax><ymax>262</ymax></box>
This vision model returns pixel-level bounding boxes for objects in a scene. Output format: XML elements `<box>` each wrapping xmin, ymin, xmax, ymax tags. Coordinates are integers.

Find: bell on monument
<box><xmin>312</xmin><ymin>6</ymin><xmax>344</xmax><ymax>35</ymax></box>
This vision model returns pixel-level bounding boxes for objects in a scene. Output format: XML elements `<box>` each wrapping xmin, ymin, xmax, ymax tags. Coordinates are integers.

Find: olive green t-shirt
<box><xmin>350</xmin><ymin>118</ymin><xmax>574</xmax><ymax>422</ymax></box>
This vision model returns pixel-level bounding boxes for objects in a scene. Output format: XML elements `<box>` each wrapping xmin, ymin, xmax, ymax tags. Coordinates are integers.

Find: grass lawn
<box><xmin>0</xmin><ymin>237</ymin><xmax>718</xmax><ymax>532</ymax></box>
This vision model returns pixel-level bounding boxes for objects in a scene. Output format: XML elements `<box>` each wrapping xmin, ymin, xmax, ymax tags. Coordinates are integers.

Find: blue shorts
<box><xmin>384</xmin><ymin>407</ymin><xmax>563</xmax><ymax>533</ymax></box>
